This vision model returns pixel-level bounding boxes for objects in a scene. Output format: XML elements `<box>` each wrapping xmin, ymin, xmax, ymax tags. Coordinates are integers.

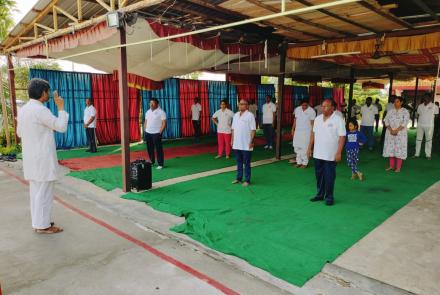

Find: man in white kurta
<box><xmin>415</xmin><ymin>94</ymin><xmax>439</xmax><ymax>159</ymax></box>
<box><xmin>231</xmin><ymin>99</ymin><xmax>256</xmax><ymax>186</ymax></box>
<box><xmin>292</xmin><ymin>100</ymin><xmax>315</xmax><ymax>167</ymax></box>
<box><xmin>17</xmin><ymin>78</ymin><xmax>69</xmax><ymax>234</ymax></box>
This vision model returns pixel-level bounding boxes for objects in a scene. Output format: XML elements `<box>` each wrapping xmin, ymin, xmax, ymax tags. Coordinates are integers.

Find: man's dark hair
<box><xmin>28</xmin><ymin>78</ymin><xmax>50</xmax><ymax>100</ymax></box>
<box><xmin>150</xmin><ymin>97</ymin><xmax>159</xmax><ymax>104</ymax></box>
<box><xmin>300</xmin><ymin>99</ymin><xmax>309</xmax><ymax>105</ymax></box>
<box><xmin>86</xmin><ymin>98</ymin><xmax>93</xmax><ymax>104</ymax></box>
<box><xmin>221</xmin><ymin>99</ymin><xmax>228</xmax><ymax>105</ymax></box>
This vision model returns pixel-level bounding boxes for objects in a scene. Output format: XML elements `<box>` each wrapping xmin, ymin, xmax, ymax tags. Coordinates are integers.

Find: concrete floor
<box><xmin>1</xmin><ymin>160</ymin><xmax>438</xmax><ymax>295</ymax></box>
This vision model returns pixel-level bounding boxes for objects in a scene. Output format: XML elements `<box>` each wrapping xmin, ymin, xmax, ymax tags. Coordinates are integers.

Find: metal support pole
<box><xmin>347</xmin><ymin>68</ymin><xmax>355</xmax><ymax>120</ymax></box>
<box><xmin>412</xmin><ymin>76</ymin><xmax>419</xmax><ymax>128</ymax></box>
<box><xmin>275</xmin><ymin>42</ymin><xmax>287</xmax><ymax>160</ymax></box>
<box><xmin>7</xmin><ymin>54</ymin><xmax>18</xmax><ymax>144</ymax></box>
<box><xmin>388</xmin><ymin>72</ymin><xmax>394</xmax><ymax>102</ymax></box>
<box><xmin>118</xmin><ymin>26</ymin><xmax>131</xmax><ymax>192</ymax></box>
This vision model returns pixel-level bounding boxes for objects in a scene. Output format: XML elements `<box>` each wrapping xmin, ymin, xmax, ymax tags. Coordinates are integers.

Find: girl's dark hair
<box><xmin>28</xmin><ymin>78</ymin><xmax>50</xmax><ymax>100</ymax></box>
<box><xmin>348</xmin><ymin>118</ymin><xmax>359</xmax><ymax>129</ymax></box>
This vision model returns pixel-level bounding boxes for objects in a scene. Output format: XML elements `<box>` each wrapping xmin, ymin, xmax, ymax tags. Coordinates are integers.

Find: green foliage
<box><xmin>0</xmin><ymin>125</ymin><xmax>14</xmax><ymax>147</ymax></box>
<box><xmin>344</xmin><ymin>83</ymin><xmax>388</xmax><ymax>112</ymax></box>
<box><xmin>0</xmin><ymin>144</ymin><xmax>20</xmax><ymax>155</ymax></box>
<box><xmin>0</xmin><ymin>0</ymin><xmax>16</xmax><ymax>42</ymax></box>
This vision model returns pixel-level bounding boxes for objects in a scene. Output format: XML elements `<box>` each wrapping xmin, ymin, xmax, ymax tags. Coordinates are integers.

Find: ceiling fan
<box><xmin>371</xmin><ymin>38</ymin><xmax>408</xmax><ymax>59</ymax></box>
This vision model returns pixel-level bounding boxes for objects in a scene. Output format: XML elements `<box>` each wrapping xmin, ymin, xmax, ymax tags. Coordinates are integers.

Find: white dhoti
<box><xmin>415</xmin><ymin>125</ymin><xmax>434</xmax><ymax>157</ymax></box>
<box><xmin>293</xmin><ymin>130</ymin><xmax>310</xmax><ymax>166</ymax></box>
<box><xmin>29</xmin><ymin>181</ymin><xmax>55</xmax><ymax>229</ymax></box>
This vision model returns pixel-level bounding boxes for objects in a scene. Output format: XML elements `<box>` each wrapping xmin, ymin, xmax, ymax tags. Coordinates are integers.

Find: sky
<box><xmin>9</xmin><ymin>0</ymin><xmax>225</xmax><ymax>80</ymax></box>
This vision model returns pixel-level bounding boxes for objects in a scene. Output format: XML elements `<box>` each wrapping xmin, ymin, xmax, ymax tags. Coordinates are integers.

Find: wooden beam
<box><xmin>276</xmin><ymin>42</ymin><xmax>287</xmax><ymax>159</ymax></box>
<box><xmin>54</xmin><ymin>5</ymin><xmax>79</xmax><ymax>23</ymax></box>
<box><xmin>4</xmin><ymin>0</ymin><xmax>167</xmax><ymax>53</ymax></box>
<box><xmin>118</xmin><ymin>26</ymin><xmax>131</xmax><ymax>192</ymax></box>
<box><xmin>0</xmin><ymin>70</ymin><xmax>11</xmax><ymax>148</ymax></box>
<box><xmin>96</xmin><ymin>0</ymin><xmax>112</xmax><ymax>11</ymax></box>
<box><xmin>119</xmin><ymin>0</ymin><xmax>128</xmax><ymax>8</ymax></box>
<box><xmin>110</xmin><ymin>0</ymin><xmax>116</xmax><ymax>10</ymax></box>
<box><xmin>359</xmin><ymin>1</ymin><xmax>413</xmax><ymax>29</ymax></box>
<box><xmin>77</xmin><ymin>0</ymin><xmax>83</xmax><ymax>21</ymax></box>
<box><xmin>53</xmin><ymin>6</ymin><xmax>58</xmax><ymax>30</ymax></box>
<box><xmin>35</xmin><ymin>22</ymin><xmax>55</xmax><ymax>33</ymax></box>
<box><xmin>410</xmin><ymin>0</ymin><xmax>439</xmax><ymax>22</ymax></box>
<box><xmin>295</xmin><ymin>0</ymin><xmax>378</xmax><ymax>33</ymax></box>
<box><xmin>246</xmin><ymin>0</ymin><xmax>356</xmax><ymax>37</ymax></box>
<box><xmin>7</xmin><ymin>54</ymin><xmax>18</xmax><ymax>144</ymax></box>
<box><xmin>4</xmin><ymin>0</ymin><xmax>57</xmax><ymax>48</ymax></box>
<box><xmin>34</xmin><ymin>24</ymin><xmax>38</xmax><ymax>38</ymax></box>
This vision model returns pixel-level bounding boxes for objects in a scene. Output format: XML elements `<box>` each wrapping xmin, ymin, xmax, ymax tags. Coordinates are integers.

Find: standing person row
<box><xmin>191</xmin><ymin>97</ymin><xmax>202</xmax><ymax>142</ymax></box>
<box><xmin>212</xmin><ymin>100</ymin><xmax>234</xmax><ymax>159</ymax></box>
<box><xmin>262</xmin><ymin>95</ymin><xmax>277</xmax><ymax>150</ymax></box>
<box><xmin>83</xmin><ymin>98</ymin><xmax>97</xmax><ymax>153</ymax></box>
<box><xmin>415</xmin><ymin>93</ymin><xmax>439</xmax><ymax>160</ymax></box>
<box><xmin>360</xmin><ymin>97</ymin><xmax>378</xmax><ymax>151</ymax></box>
<box><xmin>291</xmin><ymin>99</ymin><xmax>315</xmax><ymax>168</ymax></box>
<box><xmin>144</xmin><ymin>98</ymin><xmax>167</xmax><ymax>170</ymax></box>
<box><xmin>17</xmin><ymin>78</ymin><xmax>69</xmax><ymax>234</ymax></box>
<box><xmin>308</xmin><ymin>99</ymin><xmax>346</xmax><ymax>206</ymax></box>
<box><xmin>231</xmin><ymin>99</ymin><xmax>256</xmax><ymax>187</ymax></box>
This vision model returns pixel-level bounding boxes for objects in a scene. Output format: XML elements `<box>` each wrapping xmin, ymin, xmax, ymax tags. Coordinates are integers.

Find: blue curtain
<box><xmin>141</xmin><ymin>78</ymin><xmax>180</xmax><ymax>139</ymax></box>
<box><xmin>208</xmin><ymin>81</ymin><xmax>238</xmax><ymax>132</ymax></box>
<box><xmin>293</xmin><ymin>86</ymin><xmax>309</xmax><ymax>107</ymax></box>
<box><xmin>29</xmin><ymin>69</ymin><xmax>91</xmax><ymax>149</ymax></box>
<box><xmin>257</xmin><ymin>84</ymin><xmax>275</xmax><ymax>122</ymax></box>
<box><xmin>323</xmin><ymin>87</ymin><xmax>333</xmax><ymax>99</ymax></box>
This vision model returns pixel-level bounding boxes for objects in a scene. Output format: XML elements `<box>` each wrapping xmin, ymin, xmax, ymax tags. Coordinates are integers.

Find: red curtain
<box><xmin>236</xmin><ymin>85</ymin><xmax>257</xmax><ymax>103</ymax></box>
<box><xmin>309</xmin><ymin>86</ymin><xmax>323</xmax><ymax>107</ymax></box>
<box><xmin>91</xmin><ymin>74</ymin><xmax>141</xmax><ymax>145</ymax></box>
<box><xmin>282</xmin><ymin>86</ymin><xmax>294</xmax><ymax>127</ymax></box>
<box><xmin>179</xmin><ymin>79</ymin><xmax>210</xmax><ymax>137</ymax></box>
<box><xmin>332</xmin><ymin>87</ymin><xmax>345</xmax><ymax>110</ymax></box>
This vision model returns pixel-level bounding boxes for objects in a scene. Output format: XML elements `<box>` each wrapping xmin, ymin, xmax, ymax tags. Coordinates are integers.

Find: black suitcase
<box><xmin>130</xmin><ymin>159</ymin><xmax>152</xmax><ymax>191</ymax></box>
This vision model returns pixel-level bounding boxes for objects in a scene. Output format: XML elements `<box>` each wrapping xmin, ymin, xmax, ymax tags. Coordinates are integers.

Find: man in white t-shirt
<box><xmin>291</xmin><ymin>99</ymin><xmax>316</xmax><ymax>168</ymax></box>
<box><xmin>144</xmin><ymin>98</ymin><xmax>167</xmax><ymax>169</ymax></box>
<box><xmin>231</xmin><ymin>99</ymin><xmax>256</xmax><ymax>187</ymax></box>
<box><xmin>262</xmin><ymin>95</ymin><xmax>277</xmax><ymax>149</ymax></box>
<box><xmin>191</xmin><ymin>97</ymin><xmax>202</xmax><ymax>141</ymax></box>
<box><xmin>307</xmin><ymin>99</ymin><xmax>346</xmax><ymax>206</ymax></box>
<box><xmin>84</xmin><ymin>98</ymin><xmax>97</xmax><ymax>153</ymax></box>
<box><xmin>360</xmin><ymin>97</ymin><xmax>378</xmax><ymax>151</ymax></box>
<box><xmin>415</xmin><ymin>94</ymin><xmax>439</xmax><ymax>159</ymax></box>
<box><xmin>212</xmin><ymin>99</ymin><xmax>234</xmax><ymax>159</ymax></box>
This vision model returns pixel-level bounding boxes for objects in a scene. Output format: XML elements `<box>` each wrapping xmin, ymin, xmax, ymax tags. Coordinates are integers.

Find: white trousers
<box><xmin>415</xmin><ymin>126</ymin><xmax>434</xmax><ymax>157</ymax></box>
<box><xmin>29</xmin><ymin>181</ymin><xmax>54</xmax><ymax>229</ymax></box>
<box><xmin>294</xmin><ymin>146</ymin><xmax>309</xmax><ymax>166</ymax></box>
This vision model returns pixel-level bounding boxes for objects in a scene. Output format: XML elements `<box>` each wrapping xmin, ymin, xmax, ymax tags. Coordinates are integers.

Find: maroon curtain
<box><xmin>236</xmin><ymin>85</ymin><xmax>257</xmax><ymax>103</ymax></box>
<box><xmin>332</xmin><ymin>87</ymin><xmax>345</xmax><ymax>110</ymax></box>
<box><xmin>91</xmin><ymin>74</ymin><xmax>140</xmax><ymax>145</ymax></box>
<box><xmin>309</xmin><ymin>86</ymin><xmax>323</xmax><ymax>107</ymax></box>
<box><xmin>179</xmin><ymin>79</ymin><xmax>210</xmax><ymax>137</ymax></box>
<box><xmin>282</xmin><ymin>86</ymin><xmax>294</xmax><ymax>127</ymax></box>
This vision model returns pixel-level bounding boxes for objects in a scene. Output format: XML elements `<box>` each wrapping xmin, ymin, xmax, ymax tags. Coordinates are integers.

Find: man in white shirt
<box><xmin>17</xmin><ymin>78</ymin><xmax>69</xmax><ymax>234</ymax></box>
<box><xmin>83</xmin><ymin>98</ymin><xmax>97</xmax><ymax>153</ymax></box>
<box><xmin>212</xmin><ymin>99</ymin><xmax>234</xmax><ymax>159</ymax></box>
<box><xmin>191</xmin><ymin>97</ymin><xmax>202</xmax><ymax>142</ymax></box>
<box><xmin>231</xmin><ymin>99</ymin><xmax>256</xmax><ymax>186</ymax></box>
<box><xmin>291</xmin><ymin>99</ymin><xmax>315</xmax><ymax>168</ymax></box>
<box><xmin>307</xmin><ymin>99</ymin><xmax>346</xmax><ymax>206</ymax></box>
<box><xmin>262</xmin><ymin>95</ymin><xmax>277</xmax><ymax>149</ymax></box>
<box><xmin>144</xmin><ymin>98</ymin><xmax>167</xmax><ymax>169</ymax></box>
<box><xmin>360</xmin><ymin>97</ymin><xmax>378</xmax><ymax>151</ymax></box>
<box><xmin>415</xmin><ymin>94</ymin><xmax>439</xmax><ymax>160</ymax></box>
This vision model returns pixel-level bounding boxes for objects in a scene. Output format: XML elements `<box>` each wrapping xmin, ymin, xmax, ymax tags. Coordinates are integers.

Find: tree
<box><xmin>0</xmin><ymin>0</ymin><xmax>16</xmax><ymax>42</ymax></box>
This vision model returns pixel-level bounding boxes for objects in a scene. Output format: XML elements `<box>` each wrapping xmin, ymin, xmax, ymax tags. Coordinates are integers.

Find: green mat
<box><xmin>57</xmin><ymin>136</ymin><xmax>217</xmax><ymax>160</ymax></box>
<box><xmin>122</xmin><ymin>131</ymin><xmax>440</xmax><ymax>286</ymax></box>
<box><xmin>68</xmin><ymin>141</ymin><xmax>294</xmax><ymax>191</ymax></box>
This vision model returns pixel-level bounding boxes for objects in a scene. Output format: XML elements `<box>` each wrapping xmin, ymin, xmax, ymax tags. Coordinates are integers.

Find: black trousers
<box><xmin>192</xmin><ymin>120</ymin><xmax>202</xmax><ymax>139</ymax></box>
<box><xmin>145</xmin><ymin>133</ymin><xmax>164</xmax><ymax>166</ymax></box>
<box><xmin>86</xmin><ymin>128</ymin><xmax>97</xmax><ymax>152</ymax></box>
<box><xmin>314</xmin><ymin>158</ymin><xmax>336</xmax><ymax>201</ymax></box>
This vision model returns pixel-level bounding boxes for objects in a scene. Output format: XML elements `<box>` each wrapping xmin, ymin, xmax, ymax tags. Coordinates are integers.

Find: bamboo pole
<box><xmin>0</xmin><ymin>70</ymin><xmax>11</xmax><ymax>148</ymax></box>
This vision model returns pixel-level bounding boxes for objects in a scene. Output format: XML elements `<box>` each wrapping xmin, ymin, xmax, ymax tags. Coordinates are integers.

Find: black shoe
<box><xmin>85</xmin><ymin>149</ymin><xmax>91</xmax><ymax>152</ymax></box>
<box><xmin>310</xmin><ymin>196</ymin><xmax>324</xmax><ymax>202</ymax></box>
<box><xmin>325</xmin><ymin>199</ymin><xmax>334</xmax><ymax>206</ymax></box>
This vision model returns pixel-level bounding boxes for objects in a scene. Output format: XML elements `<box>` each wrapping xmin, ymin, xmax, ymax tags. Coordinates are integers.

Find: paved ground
<box><xmin>1</xmin><ymin>160</ymin><xmax>438</xmax><ymax>295</ymax></box>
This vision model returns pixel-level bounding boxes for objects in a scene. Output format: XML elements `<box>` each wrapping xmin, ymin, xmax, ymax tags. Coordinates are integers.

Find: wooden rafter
<box><xmin>295</xmin><ymin>0</ymin><xmax>378</xmax><ymax>33</ymax></box>
<box><xmin>35</xmin><ymin>23</ymin><xmax>55</xmax><ymax>33</ymax></box>
<box><xmin>54</xmin><ymin>5</ymin><xmax>79</xmax><ymax>23</ymax></box>
<box><xmin>96</xmin><ymin>0</ymin><xmax>112</xmax><ymax>11</ymax></box>
<box><xmin>410</xmin><ymin>0</ymin><xmax>439</xmax><ymax>22</ymax></box>
<box><xmin>246</xmin><ymin>0</ymin><xmax>356</xmax><ymax>37</ymax></box>
<box><xmin>119</xmin><ymin>0</ymin><xmax>128</xmax><ymax>9</ymax></box>
<box><xmin>77</xmin><ymin>0</ymin><xmax>83</xmax><ymax>21</ymax></box>
<box><xmin>53</xmin><ymin>6</ymin><xmax>58</xmax><ymax>30</ymax></box>
<box><xmin>359</xmin><ymin>1</ymin><xmax>413</xmax><ymax>29</ymax></box>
